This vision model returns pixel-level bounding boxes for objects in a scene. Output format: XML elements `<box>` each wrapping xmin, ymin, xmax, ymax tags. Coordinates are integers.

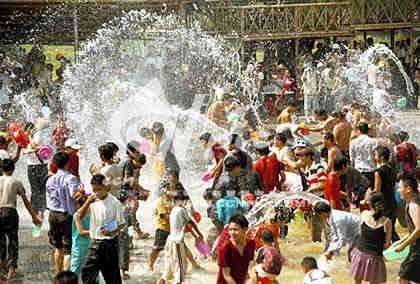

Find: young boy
<box><xmin>0</xmin><ymin>159</ymin><xmax>42</xmax><ymax>280</ymax></box>
<box><xmin>118</xmin><ymin>190</ymin><xmax>131</xmax><ymax>280</ymax></box>
<box><xmin>216</xmin><ymin>182</ymin><xmax>249</xmax><ymax>225</ymax></box>
<box><xmin>301</xmin><ymin>256</ymin><xmax>333</xmax><ymax>284</ymax></box>
<box><xmin>253</xmin><ymin>230</ymin><xmax>284</xmax><ymax>284</ymax></box>
<box><xmin>159</xmin><ymin>191</ymin><xmax>203</xmax><ymax>284</ymax></box>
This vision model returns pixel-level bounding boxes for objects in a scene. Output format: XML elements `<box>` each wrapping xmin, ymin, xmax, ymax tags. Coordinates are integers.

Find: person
<box><xmin>331</xmin><ymin>111</ymin><xmax>352</xmax><ymax>155</ymax></box>
<box><xmin>226</xmin><ymin>133</ymin><xmax>253</xmax><ymax>171</ymax></box>
<box><xmin>253</xmin><ymin>230</ymin><xmax>284</xmax><ymax>284</ymax></box>
<box><xmin>373</xmin><ymin>145</ymin><xmax>399</xmax><ymax>241</ymax></box>
<box><xmin>216</xmin><ymin>182</ymin><xmax>249</xmax><ymax>225</ymax></box>
<box><xmin>396</xmin><ymin>176</ymin><xmax>420</xmax><ymax>284</ymax></box>
<box><xmin>322</xmin><ymin>132</ymin><xmax>343</xmax><ymax>173</ymax></box>
<box><xmin>207</xmin><ymin>94</ymin><xmax>230</xmax><ymax>128</ymax></box>
<box><xmin>199</xmin><ymin>132</ymin><xmax>227</xmax><ymax>179</ymax></box>
<box><xmin>203</xmin><ymin>188</ymin><xmax>224</xmax><ymax>234</ymax></box>
<box><xmin>23</xmin><ymin>117</ymin><xmax>51</xmax><ymax>218</ymax></box>
<box><xmin>0</xmin><ymin>135</ymin><xmax>21</xmax><ymax>163</ymax></box>
<box><xmin>395</xmin><ymin>131</ymin><xmax>417</xmax><ymax>176</ymax></box>
<box><xmin>349</xmin><ymin>122</ymin><xmax>377</xmax><ymax>188</ymax></box>
<box><xmin>97</xmin><ymin>143</ymin><xmax>122</xmax><ymax>196</ymax></box>
<box><xmin>217</xmin><ymin>214</ymin><xmax>255</xmax><ymax>284</ymax></box>
<box><xmin>54</xmin><ymin>271</ymin><xmax>78</xmax><ymax>284</ymax></box>
<box><xmin>271</xmin><ymin>132</ymin><xmax>296</xmax><ymax>171</ymax></box>
<box><xmin>80</xmin><ymin>174</ymin><xmax>125</xmax><ymax>284</ymax></box>
<box><xmin>70</xmin><ymin>195</ymin><xmax>91</xmax><ymax>279</ymax></box>
<box><xmin>350</xmin><ymin>192</ymin><xmax>392</xmax><ymax>284</ymax></box>
<box><xmin>0</xmin><ymin>159</ymin><xmax>42</xmax><ymax>280</ymax></box>
<box><xmin>159</xmin><ymin>190</ymin><xmax>203</xmax><ymax>284</ymax></box>
<box><xmin>277</xmin><ymin>100</ymin><xmax>299</xmax><ymax>124</ymax></box>
<box><xmin>121</xmin><ymin>141</ymin><xmax>150</xmax><ymax>239</ymax></box>
<box><xmin>301</xmin><ymin>256</ymin><xmax>333</xmax><ymax>284</ymax></box>
<box><xmin>117</xmin><ymin>190</ymin><xmax>131</xmax><ymax>280</ymax></box>
<box><xmin>324</xmin><ymin>158</ymin><xmax>346</xmax><ymax>210</ymax></box>
<box><xmin>46</xmin><ymin>152</ymin><xmax>80</xmax><ymax>273</ymax></box>
<box><xmin>253</xmin><ymin>141</ymin><xmax>283</xmax><ymax>194</ymax></box>
<box><xmin>148</xmin><ymin>183</ymin><xmax>172</xmax><ymax>271</ymax></box>
<box><xmin>313</xmin><ymin>202</ymin><xmax>360</xmax><ymax>261</ymax></box>
<box><xmin>49</xmin><ymin>138</ymin><xmax>81</xmax><ymax>179</ymax></box>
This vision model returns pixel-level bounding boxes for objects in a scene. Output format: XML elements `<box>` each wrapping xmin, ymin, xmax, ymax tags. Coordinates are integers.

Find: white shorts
<box><xmin>162</xmin><ymin>240</ymin><xmax>187</xmax><ymax>283</ymax></box>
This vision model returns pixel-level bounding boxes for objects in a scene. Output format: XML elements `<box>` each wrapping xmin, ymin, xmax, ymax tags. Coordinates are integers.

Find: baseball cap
<box><xmin>65</xmin><ymin>138</ymin><xmax>82</xmax><ymax>150</ymax></box>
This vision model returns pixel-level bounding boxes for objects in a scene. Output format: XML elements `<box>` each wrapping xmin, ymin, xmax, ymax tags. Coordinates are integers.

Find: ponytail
<box><xmin>370</xmin><ymin>192</ymin><xmax>385</xmax><ymax>221</ymax></box>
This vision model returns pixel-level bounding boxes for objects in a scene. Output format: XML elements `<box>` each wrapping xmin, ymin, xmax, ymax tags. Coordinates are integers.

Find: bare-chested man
<box><xmin>207</xmin><ymin>95</ymin><xmax>232</xmax><ymax>128</ymax></box>
<box><xmin>332</xmin><ymin>111</ymin><xmax>352</xmax><ymax>154</ymax></box>
<box><xmin>277</xmin><ymin>100</ymin><xmax>299</xmax><ymax>124</ymax></box>
<box><xmin>323</xmin><ymin>132</ymin><xmax>343</xmax><ymax>173</ymax></box>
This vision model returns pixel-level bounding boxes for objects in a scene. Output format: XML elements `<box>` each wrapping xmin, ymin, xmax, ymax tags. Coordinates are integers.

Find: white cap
<box><xmin>64</xmin><ymin>138</ymin><xmax>82</xmax><ymax>150</ymax></box>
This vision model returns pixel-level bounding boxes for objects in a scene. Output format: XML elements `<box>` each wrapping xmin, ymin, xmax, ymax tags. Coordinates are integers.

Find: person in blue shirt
<box><xmin>216</xmin><ymin>181</ymin><xmax>249</xmax><ymax>225</ymax></box>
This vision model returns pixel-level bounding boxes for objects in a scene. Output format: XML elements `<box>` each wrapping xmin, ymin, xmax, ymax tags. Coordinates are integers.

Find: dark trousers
<box><xmin>81</xmin><ymin>237</ymin><xmax>121</xmax><ymax>284</ymax></box>
<box><xmin>0</xmin><ymin>208</ymin><xmax>19</xmax><ymax>269</ymax></box>
<box><xmin>27</xmin><ymin>164</ymin><xmax>48</xmax><ymax>213</ymax></box>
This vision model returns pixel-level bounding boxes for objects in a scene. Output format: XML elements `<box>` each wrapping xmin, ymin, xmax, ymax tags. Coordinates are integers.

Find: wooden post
<box><xmin>363</xmin><ymin>31</ymin><xmax>367</xmax><ymax>49</ymax></box>
<box><xmin>409</xmin><ymin>27</ymin><xmax>414</xmax><ymax>71</ymax></box>
<box><xmin>390</xmin><ymin>29</ymin><xmax>395</xmax><ymax>49</ymax></box>
<box><xmin>73</xmin><ymin>6</ymin><xmax>79</xmax><ymax>64</ymax></box>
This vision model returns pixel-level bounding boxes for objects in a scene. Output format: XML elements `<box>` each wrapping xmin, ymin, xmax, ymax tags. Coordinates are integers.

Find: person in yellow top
<box><xmin>148</xmin><ymin>186</ymin><xmax>172</xmax><ymax>271</ymax></box>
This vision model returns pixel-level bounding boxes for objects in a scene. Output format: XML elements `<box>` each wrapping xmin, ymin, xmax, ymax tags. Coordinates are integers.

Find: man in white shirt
<box><xmin>79</xmin><ymin>174</ymin><xmax>124</xmax><ymax>284</ymax></box>
<box><xmin>159</xmin><ymin>191</ymin><xmax>203</xmax><ymax>284</ymax></box>
<box><xmin>349</xmin><ymin>122</ymin><xmax>377</xmax><ymax>189</ymax></box>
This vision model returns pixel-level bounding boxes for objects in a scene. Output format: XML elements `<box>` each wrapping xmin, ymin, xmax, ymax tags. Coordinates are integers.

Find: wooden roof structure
<box><xmin>0</xmin><ymin>0</ymin><xmax>419</xmax><ymax>44</ymax></box>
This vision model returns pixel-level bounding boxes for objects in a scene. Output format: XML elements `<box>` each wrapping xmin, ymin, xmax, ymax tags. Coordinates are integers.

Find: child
<box><xmin>301</xmin><ymin>256</ymin><xmax>333</xmax><ymax>284</ymax></box>
<box><xmin>70</xmin><ymin>195</ymin><xmax>91</xmax><ymax>278</ymax></box>
<box><xmin>159</xmin><ymin>191</ymin><xmax>204</xmax><ymax>284</ymax></box>
<box><xmin>253</xmin><ymin>230</ymin><xmax>284</xmax><ymax>284</ymax></box>
<box><xmin>203</xmin><ymin>188</ymin><xmax>223</xmax><ymax>233</ymax></box>
<box><xmin>118</xmin><ymin>190</ymin><xmax>131</xmax><ymax>280</ymax></box>
<box><xmin>216</xmin><ymin>182</ymin><xmax>249</xmax><ymax>225</ymax></box>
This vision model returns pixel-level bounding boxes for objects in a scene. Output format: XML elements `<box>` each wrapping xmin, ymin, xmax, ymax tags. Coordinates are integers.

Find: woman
<box><xmin>351</xmin><ymin>192</ymin><xmax>392</xmax><ymax>284</ymax></box>
<box><xmin>374</xmin><ymin>145</ymin><xmax>399</xmax><ymax>241</ymax></box>
<box><xmin>396</xmin><ymin>176</ymin><xmax>420</xmax><ymax>284</ymax></box>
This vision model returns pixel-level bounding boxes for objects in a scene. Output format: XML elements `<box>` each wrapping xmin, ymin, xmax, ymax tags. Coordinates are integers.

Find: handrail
<box><xmin>214</xmin><ymin>2</ymin><xmax>351</xmax><ymax>9</ymax></box>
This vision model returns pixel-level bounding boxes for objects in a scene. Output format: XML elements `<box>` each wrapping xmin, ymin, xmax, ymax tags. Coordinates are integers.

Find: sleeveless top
<box><xmin>406</xmin><ymin>200</ymin><xmax>420</xmax><ymax>251</ymax></box>
<box><xmin>358</xmin><ymin>222</ymin><xmax>385</xmax><ymax>256</ymax></box>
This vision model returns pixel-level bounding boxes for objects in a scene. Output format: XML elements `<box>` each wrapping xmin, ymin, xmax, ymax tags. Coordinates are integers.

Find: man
<box><xmin>96</xmin><ymin>143</ymin><xmax>122</xmax><ymax>196</ymax></box>
<box><xmin>322</xmin><ymin>132</ymin><xmax>343</xmax><ymax>173</ymax></box>
<box><xmin>217</xmin><ymin>214</ymin><xmax>255</xmax><ymax>284</ymax></box>
<box><xmin>226</xmin><ymin>133</ymin><xmax>253</xmax><ymax>171</ymax></box>
<box><xmin>313</xmin><ymin>202</ymin><xmax>360</xmax><ymax>261</ymax></box>
<box><xmin>159</xmin><ymin>191</ymin><xmax>203</xmax><ymax>284</ymax></box>
<box><xmin>271</xmin><ymin>132</ymin><xmax>296</xmax><ymax>171</ymax></box>
<box><xmin>0</xmin><ymin>135</ymin><xmax>21</xmax><ymax>163</ymax></box>
<box><xmin>349</xmin><ymin>122</ymin><xmax>377</xmax><ymax>188</ymax></box>
<box><xmin>46</xmin><ymin>152</ymin><xmax>80</xmax><ymax>273</ymax></box>
<box><xmin>207</xmin><ymin>94</ymin><xmax>231</xmax><ymax>128</ymax></box>
<box><xmin>0</xmin><ymin>159</ymin><xmax>41</xmax><ymax>280</ymax></box>
<box><xmin>277</xmin><ymin>100</ymin><xmax>299</xmax><ymax>124</ymax></box>
<box><xmin>332</xmin><ymin>111</ymin><xmax>352</xmax><ymax>155</ymax></box>
<box><xmin>253</xmin><ymin>141</ymin><xmax>283</xmax><ymax>194</ymax></box>
<box><xmin>79</xmin><ymin>174</ymin><xmax>125</xmax><ymax>284</ymax></box>
<box><xmin>49</xmin><ymin>138</ymin><xmax>81</xmax><ymax>179</ymax></box>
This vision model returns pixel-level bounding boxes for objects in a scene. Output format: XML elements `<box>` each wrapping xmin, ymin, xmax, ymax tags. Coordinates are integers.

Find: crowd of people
<box><xmin>0</xmin><ymin>39</ymin><xmax>419</xmax><ymax>284</ymax></box>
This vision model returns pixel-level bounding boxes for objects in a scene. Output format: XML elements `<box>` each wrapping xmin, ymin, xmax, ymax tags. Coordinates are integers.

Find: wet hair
<box><xmin>90</xmin><ymin>174</ymin><xmax>106</xmax><ymax>186</ymax></box>
<box><xmin>375</xmin><ymin>145</ymin><xmax>390</xmax><ymax>162</ymax></box>
<box><xmin>331</xmin><ymin>111</ymin><xmax>344</xmax><ymax>119</ymax></box>
<box><xmin>314</xmin><ymin>109</ymin><xmax>327</xmax><ymax>117</ymax></box>
<box><xmin>138</xmin><ymin>127</ymin><xmax>151</xmax><ymax>138</ymax></box>
<box><xmin>367</xmin><ymin>37</ymin><xmax>374</xmax><ymax>46</ymax></box>
<box><xmin>98</xmin><ymin>144</ymin><xmax>114</xmax><ymax>161</ymax></box>
<box><xmin>53</xmin><ymin>152</ymin><xmax>70</xmax><ymax>169</ymax></box>
<box><xmin>224</xmin><ymin>155</ymin><xmax>240</xmax><ymax>172</ymax></box>
<box><xmin>105</xmin><ymin>142</ymin><xmax>119</xmax><ymax>153</ymax></box>
<box><xmin>301</xmin><ymin>257</ymin><xmax>318</xmax><ymax>270</ymax></box>
<box><xmin>203</xmin><ymin>188</ymin><xmax>213</xmax><ymax>201</ymax></box>
<box><xmin>370</xmin><ymin>192</ymin><xmax>385</xmax><ymax>221</ymax></box>
<box><xmin>229</xmin><ymin>214</ymin><xmax>249</xmax><ymax>229</ymax></box>
<box><xmin>323</xmin><ymin>132</ymin><xmax>334</xmax><ymax>143</ymax></box>
<box><xmin>151</xmin><ymin>122</ymin><xmax>164</xmax><ymax>135</ymax></box>
<box><xmin>118</xmin><ymin>190</ymin><xmax>129</xmax><ymax>203</ymax></box>
<box><xmin>358</xmin><ymin>122</ymin><xmax>369</xmax><ymax>134</ymax></box>
<box><xmin>256</xmin><ymin>145</ymin><xmax>270</xmax><ymax>156</ymax></box>
<box><xmin>1</xmin><ymin>159</ymin><xmax>15</xmax><ymax>173</ymax></box>
<box><xmin>261</xmin><ymin>229</ymin><xmax>275</xmax><ymax>244</ymax></box>
<box><xmin>333</xmin><ymin>157</ymin><xmax>347</xmax><ymax>171</ymax></box>
<box><xmin>398</xmin><ymin>131</ymin><xmax>409</xmax><ymax>142</ymax></box>
<box><xmin>173</xmin><ymin>190</ymin><xmax>189</xmax><ymax>201</ymax></box>
<box><xmin>228</xmin><ymin>133</ymin><xmax>241</xmax><ymax>146</ymax></box>
<box><xmin>242</xmin><ymin>129</ymin><xmax>251</xmax><ymax>140</ymax></box>
<box><xmin>313</xmin><ymin>202</ymin><xmax>331</xmax><ymax>214</ymax></box>
<box><xmin>400</xmin><ymin>176</ymin><xmax>419</xmax><ymax>194</ymax></box>
<box><xmin>287</xmin><ymin>100</ymin><xmax>298</xmax><ymax>107</ymax></box>
<box><xmin>199</xmin><ymin>132</ymin><xmax>212</xmax><ymax>143</ymax></box>
<box><xmin>275</xmin><ymin>132</ymin><xmax>287</xmax><ymax>144</ymax></box>
<box><xmin>0</xmin><ymin>136</ymin><xmax>6</xmax><ymax>145</ymax></box>
<box><xmin>54</xmin><ymin>271</ymin><xmax>78</xmax><ymax>284</ymax></box>
<box><xmin>24</xmin><ymin>122</ymin><xmax>35</xmax><ymax>132</ymax></box>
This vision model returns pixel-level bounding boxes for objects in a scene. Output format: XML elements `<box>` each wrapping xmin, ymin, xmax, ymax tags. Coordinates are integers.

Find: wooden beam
<box><xmin>352</xmin><ymin>23</ymin><xmax>420</xmax><ymax>30</ymax></box>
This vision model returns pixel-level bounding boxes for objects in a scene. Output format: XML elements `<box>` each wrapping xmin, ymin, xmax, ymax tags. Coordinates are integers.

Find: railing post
<box><xmin>241</xmin><ymin>7</ymin><xmax>245</xmax><ymax>37</ymax></box>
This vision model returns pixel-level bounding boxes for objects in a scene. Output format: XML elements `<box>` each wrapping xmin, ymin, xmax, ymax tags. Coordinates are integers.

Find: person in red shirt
<box><xmin>253</xmin><ymin>142</ymin><xmax>284</xmax><ymax>194</ymax></box>
<box><xmin>324</xmin><ymin>157</ymin><xmax>347</xmax><ymax>210</ymax></box>
<box><xmin>217</xmin><ymin>214</ymin><xmax>255</xmax><ymax>284</ymax></box>
<box><xmin>49</xmin><ymin>138</ymin><xmax>81</xmax><ymax>179</ymax></box>
<box><xmin>199</xmin><ymin>132</ymin><xmax>227</xmax><ymax>179</ymax></box>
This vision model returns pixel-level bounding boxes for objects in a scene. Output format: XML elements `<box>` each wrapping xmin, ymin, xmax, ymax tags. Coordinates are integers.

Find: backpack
<box><xmin>262</xmin><ymin>246</ymin><xmax>283</xmax><ymax>275</ymax></box>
